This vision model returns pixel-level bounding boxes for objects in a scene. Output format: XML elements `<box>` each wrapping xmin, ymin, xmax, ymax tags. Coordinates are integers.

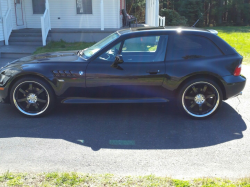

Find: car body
<box><xmin>0</xmin><ymin>26</ymin><xmax>246</xmax><ymax>118</ymax></box>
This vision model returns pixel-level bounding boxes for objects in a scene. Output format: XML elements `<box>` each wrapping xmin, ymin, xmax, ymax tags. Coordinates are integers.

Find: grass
<box><xmin>33</xmin><ymin>26</ymin><xmax>250</xmax><ymax>65</ymax></box>
<box><xmin>1</xmin><ymin>172</ymin><xmax>250</xmax><ymax>187</ymax></box>
<box><xmin>33</xmin><ymin>40</ymin><xmax>95</xmax><ymax>55</ymax></box>
<box><xmin>206</xmin><ymin>26</ymin><xmax>250</xmax><ymax>65</ymax></box>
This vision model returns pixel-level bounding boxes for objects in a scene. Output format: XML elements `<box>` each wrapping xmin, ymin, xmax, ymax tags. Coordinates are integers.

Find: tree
<box><xmin>178</xmin><ymin>0</ymin><xmax>204</xmax><ymax>27</ymax></box>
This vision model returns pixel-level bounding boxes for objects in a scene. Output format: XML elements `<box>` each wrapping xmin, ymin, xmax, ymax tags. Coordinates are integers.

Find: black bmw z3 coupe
<box><xmin>0</xmin><ymin>27</ymin><xmax>246</xmax><ymax>118</ymax></box>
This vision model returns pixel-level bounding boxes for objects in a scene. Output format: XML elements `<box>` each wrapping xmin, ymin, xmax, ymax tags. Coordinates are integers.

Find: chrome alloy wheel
<box><xmin>182</xmin><ymin>82</ymin><xmax>220</xmax><ymax>118</ymax></box>
<box><xmin>13</xmin><ymin>81</ymin><xmax>50</xmax><ymax>116</ymax></box>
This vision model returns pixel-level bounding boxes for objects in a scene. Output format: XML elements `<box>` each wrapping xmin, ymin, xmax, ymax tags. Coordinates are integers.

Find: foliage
<box><xmin>2</xmin><ymin>172</ymin><xmax>250</xmax><ymax>186</ymax></box>
<box><xmin>172</xmin><ymin>179</ymin><xmax>191</xmax><ymax>187</ymax></box>
<box><xmin>160</xmin><ymin>9</ymin><xmax>188</xmax><ymax>26</ymax></box>
<box><xmin>178</xmin><ymin>0</ymin><xmax>204</xmax><ymax>27</ymax></box>
<box><xmin>126</xmin><ymin>0</ymin><xmax>146</xmax><ymax>23</ymax></box>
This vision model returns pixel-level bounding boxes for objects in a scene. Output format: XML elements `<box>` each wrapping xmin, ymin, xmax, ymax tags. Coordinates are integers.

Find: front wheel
<box><xmin>10</xmin><ymin>77</ymin><xmax>55</xmax><ymax>117</ymax></box>
<box><xmin>177</xmin><ymin>79</ymin><xmax>222</xmax><ymax>118</ymax></box>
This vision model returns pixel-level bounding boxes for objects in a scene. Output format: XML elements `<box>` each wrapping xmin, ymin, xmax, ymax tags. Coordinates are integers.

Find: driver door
<box><xmin>85</xmin><ymin>35</ymin><xmax>168</xmax><ymax>99</ymax></box>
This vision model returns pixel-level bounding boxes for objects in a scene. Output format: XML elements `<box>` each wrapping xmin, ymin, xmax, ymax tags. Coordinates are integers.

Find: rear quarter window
<box><xmin>166</xmin><ymin>35</ymin><xmax>223</xmax><ymax>61</ymax></box>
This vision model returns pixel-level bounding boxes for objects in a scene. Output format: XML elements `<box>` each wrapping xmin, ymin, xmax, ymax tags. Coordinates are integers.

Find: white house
<box><xmin>0</xmin><ymin>0</ymin><xmax>164</xmax><ymax>46</ymax></box>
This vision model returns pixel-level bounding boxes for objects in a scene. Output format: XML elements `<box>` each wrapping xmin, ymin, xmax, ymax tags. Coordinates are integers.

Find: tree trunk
<box><xmin>208</xmin><ymin>0</ymin><xmax>212</xmax><ymax>25</ymax></box>
<box><xmin>217</xmin><ymin>0</ymin><xmax>223</xmax><ymax>25</ymax></box>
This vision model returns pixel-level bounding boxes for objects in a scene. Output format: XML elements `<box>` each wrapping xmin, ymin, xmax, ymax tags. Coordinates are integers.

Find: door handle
<box><xmin>147</xmin><ymin>70</ymin><xmax>160</xmax><ymax>74</ymax></box>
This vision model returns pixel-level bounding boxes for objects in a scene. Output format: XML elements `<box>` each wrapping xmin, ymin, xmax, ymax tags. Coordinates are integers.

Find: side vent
<box><xmin>52</xmin><ymin>70</ymin><xmax>84</xmax><ymax>77</ymax></box>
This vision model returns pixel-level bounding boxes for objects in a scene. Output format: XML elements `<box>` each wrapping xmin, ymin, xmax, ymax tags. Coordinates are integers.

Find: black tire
<box><xmin>177</xmin><ymin>78</ymin><xmax>223</xmax><ymax>118</ymax></box>
<box><xmin>10</xmin><ymin>77</ymin><xmax>55</xmax><ymax>117</ymax></box>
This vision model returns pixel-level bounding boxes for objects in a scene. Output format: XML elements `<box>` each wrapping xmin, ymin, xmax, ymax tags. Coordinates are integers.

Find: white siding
<box><xmin>50</xmin><ymin>0</ymin><xmax>119</xmax><ymax>29</ymax></box>
<box><xmin>103</xmin><ymin>0</ymin><xmax>119</xmax><ymax>28</ymax></box>
<box><xmin>0</xmin><ymin>0</ymin><xmax>9</xmax><ymax>41</ymax></box>
<box><xmin>23</xmin><ymin>0</ymin><xmax>43</xmax><ymax>28</ymax></box>
<box><xmin>6</xmin><ymin>0</ymin><xmax>120</xmax><ymax>31</ymax></box>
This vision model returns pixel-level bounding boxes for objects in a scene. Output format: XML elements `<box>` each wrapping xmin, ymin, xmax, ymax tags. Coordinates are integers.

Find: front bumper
<box><xmin>222</xmin><ymin>75</ymin><xmax>246</xmax><ymax>99</ymax></box>
<box><xmin>0</xmin><ymin>86</ymin><xmax>9</xmax><ymax>103</ymax></box>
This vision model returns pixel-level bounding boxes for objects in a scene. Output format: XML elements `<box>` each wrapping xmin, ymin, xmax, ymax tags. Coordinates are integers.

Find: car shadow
<box><xmin>0</xmin><ymin>101</ymin><xmax>246</xmax><ymax>151</ymax></box>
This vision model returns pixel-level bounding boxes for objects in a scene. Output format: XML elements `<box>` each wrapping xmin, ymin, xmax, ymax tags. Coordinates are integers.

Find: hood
<box><xmin>5</xmin><ymin>51</ymin><xmax>84</xmax><ymax>67</ymax></box>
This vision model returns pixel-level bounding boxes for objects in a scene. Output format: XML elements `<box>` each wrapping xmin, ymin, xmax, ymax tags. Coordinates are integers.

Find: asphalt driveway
<box><xmin>0</xmin><ymin>65</ymin><xmax>249</xmax><ymax>179</ymax></box>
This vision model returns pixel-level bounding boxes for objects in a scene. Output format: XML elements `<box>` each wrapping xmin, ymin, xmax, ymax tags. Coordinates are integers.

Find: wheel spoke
<box><xmin>185</xmin><ymin>96</ymin><xmax>194</xmax><ymax>100</ymax></box>
<box><xmin>37</xmin><ymin>98</ymin><xmax>47</xmax><ymax>103</ymax></box>
<box><xmin>17</xmin><ymin>98</ymin><xmax>27</xmax><ymax>102</ymax></box>
<box><xmin>192</xmin><ymin>86</ymin><xmax>197</xmax><ymax>93</ymax></box>
<box><xmin>203</xmin><ymin>85</ymin><xmax>207</xmax><ymax>93</ymax></box>
<box><xmin>26</xmin><ymin>103</ymin><xmax>31</xmax><ymax>109</ymax></box>
<box><xmin>204</xmin><ymin>101</ymin><xmax>213</xmax><ymax>108</ymax></box>
<box><xmin>36</xmin><ymin>89</ymin><xmax>44</xmax><ymax>95</ymax></box>
<box><xmin>199</xmin><ymin>105</ymin><xmax>202</xmax><ymax>112</ymax></box>
<box><xmin>33</xmin><ymin>103</ymin><xmax>39</xmax><ymax>110</ymax></box>
<box><xmin>206</xmin><ymin>94</ymin><xmax>215</xmax><ymax>99</ymax></box>
<box><xmin>19</xmin><ymin>88</ymin><xmax>26</xmax><ymax>96</ymax></box>
<box><xmin>190</xmin><ymin>102</ymin><xmax>197</xmax><ymax>108</ymax></box>
<box><xmin>29</xmin><ymin>83</ymin><xmax>33</xmax><ymax>91</ymax></box>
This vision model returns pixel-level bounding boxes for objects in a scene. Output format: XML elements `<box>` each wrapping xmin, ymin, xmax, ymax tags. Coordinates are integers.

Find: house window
<box><xmin>32</xmin><ymin>0</ymin><xmax>45</xmax><ymax>14</ymax></box>
<box><xmin>76</xmin><ymin>0</ymin><xmax>92</xmax><ymax>14</ymax></box>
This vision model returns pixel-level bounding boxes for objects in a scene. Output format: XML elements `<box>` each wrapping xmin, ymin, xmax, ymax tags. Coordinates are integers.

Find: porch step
<box><xmin>11</xmin><ymin>33</ymin><xmax>43</xmax><ymax>37</ymax></box>
<box><xmin>8</xmin><ymin>29</ymin><xmax>51</xmax><ymax>47</ymax></box>
<box><xmin>1</xmin><ymin>52</ymin><xmax>32</xmax><ymax>59</ymax></box>
<box><xmin>9</xmin><ymin>36</ymin><xmax>51</xmax><ymax>42</ymax></box>
<box><xmin>0</xmin><ymin>46</ymin><xmax>40</xmax><ymax>59</ymax></box>
<box><xmin>12</xmin><ymin>29</ymin><xmax>42</xmax><ymax>33</ymax></box>
<box><xmin>9</xmin><ymin>42</ymin><xmax>44</xmax><ymax>46</ymax></box>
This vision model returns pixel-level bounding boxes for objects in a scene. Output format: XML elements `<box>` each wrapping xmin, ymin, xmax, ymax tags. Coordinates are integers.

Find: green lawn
<box><xmin>34</xmin><ymin>26</ymin><xmax>250</xmax><ymax>65</ymax></box>
<box><xmin>210</xmin><ymin>26</ymin><xmax>250</xmax><ymax>65</ymax></box>
<box><xmin>1</xmin><ymin>172</ymin><xmax>250</xmax><ymax>187</ymax></box>
<box><xmin>33</xmin><ymin>40</ymin><xmax>95</xmax><ymax>55</ymax></box>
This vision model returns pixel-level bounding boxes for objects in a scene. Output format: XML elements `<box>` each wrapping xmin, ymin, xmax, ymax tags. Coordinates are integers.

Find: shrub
<box><xmin>160</xmin><ymin>9</ymin><xmax>188</xmax><ymax>26</ymax></box>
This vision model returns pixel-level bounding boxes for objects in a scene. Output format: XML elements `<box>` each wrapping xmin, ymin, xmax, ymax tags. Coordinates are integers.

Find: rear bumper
<box><xmin>222</xmin><ymin>75</ymin><xmax>246</xmax><ymax>99</ymax></box>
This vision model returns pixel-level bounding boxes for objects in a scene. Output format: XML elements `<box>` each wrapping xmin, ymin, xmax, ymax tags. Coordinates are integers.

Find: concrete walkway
<box><xmin>0</xmin><ymin>58</ymin><xmax>16</xmax><ymax>66</ymax></box>
<box><xmin>0</xmin><ymin>45</ymin><xmax>39</xmax><ymax>60</ymax></box>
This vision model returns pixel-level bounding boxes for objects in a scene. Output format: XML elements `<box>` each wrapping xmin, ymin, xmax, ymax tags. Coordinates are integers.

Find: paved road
<box><xmin>0</xmin><ymin>65</ymin><xmax>249</xmax><ymax>179</ymax></box>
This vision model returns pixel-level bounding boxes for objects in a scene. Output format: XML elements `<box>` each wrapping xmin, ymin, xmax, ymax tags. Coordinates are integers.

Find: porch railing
<box><xmin>159</xmin><ymin>16</ymin><xmax>165</xmax><ymax>26</ymax></box>
<box><xmin>41</xmin><ymin>0</ymin><xmax>51</xmax><ymax>46</ymax></box>
<box><xmin>3</xmin><ymin>8</ymin><xmax>13</xmax><ymax>45</ymax></box>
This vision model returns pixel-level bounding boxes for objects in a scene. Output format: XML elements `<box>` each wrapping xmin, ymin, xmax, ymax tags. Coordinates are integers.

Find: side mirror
<box><xmin>115</xmin><ymin>55</ymin><xmax>124</xmax><ymax>64</ymax></box>
<box><xmin>111</xmin><ymin>55</ymin><xmax>123</xmax><ymax>68</ymax></box>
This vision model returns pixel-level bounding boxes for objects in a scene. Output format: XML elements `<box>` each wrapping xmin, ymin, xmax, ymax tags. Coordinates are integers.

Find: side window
<box><xmin>167</xmin><ymin>35</ymin><xmax>223</xmax><ymax>61</ymax></box>
<box><xmin>95</xmin><ymin>43</ymin><xmax>121</xmax><ymax>62</ymax></box>
<box><xmin>121</xmin><ymin>35</ymin><xmax>168</xmax><ymax>63</ymax></box>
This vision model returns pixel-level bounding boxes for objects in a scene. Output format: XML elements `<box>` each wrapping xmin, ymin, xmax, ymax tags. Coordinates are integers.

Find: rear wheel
<box><xmin>177</xmin><ymin>78</ymin><xmax>222</xmax><ymax>118</ymax></box>
<box><xmin>10</xmin><ymin>77</ymin><xmax>55</xmax><ymax>117</ymax></box>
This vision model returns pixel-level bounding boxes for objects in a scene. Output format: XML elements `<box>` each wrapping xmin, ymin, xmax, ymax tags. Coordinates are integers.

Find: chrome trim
<box><xmin>13</xmin><ymin>81</ymin><xmax>50</xmax><ymax>116</ymax></box>
<box><xmin>57</xmin><ymin>79</ymin><xmax>65</xmax><ymax>82</ymax></box>
<box><xmin>182</xmin><ymin>81</ymin><xmax>220</xmax><ymax>118</ymax></box>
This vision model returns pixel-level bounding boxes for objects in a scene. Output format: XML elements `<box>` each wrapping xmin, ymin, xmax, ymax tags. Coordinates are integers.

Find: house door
<box><xmin>15</xmin><ymin>0</ymin><xmax>24</xmax><ymax>26</ymax></box>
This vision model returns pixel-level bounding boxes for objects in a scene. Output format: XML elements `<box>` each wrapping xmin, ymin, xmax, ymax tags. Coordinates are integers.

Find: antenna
<box><xmin>192</xmin><ymin>3</ymin><xmax>211</xmax><ymax>27</ymax></box>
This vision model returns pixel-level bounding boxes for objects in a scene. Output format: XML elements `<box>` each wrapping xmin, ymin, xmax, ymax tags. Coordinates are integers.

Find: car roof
<box><xmin>117</xmin><ymin>26</ymin><xmax>211</xmax><ymax>35</ymax></box>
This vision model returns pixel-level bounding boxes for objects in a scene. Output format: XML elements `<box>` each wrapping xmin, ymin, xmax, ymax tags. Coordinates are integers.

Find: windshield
<box><xmin>81</xmin><ymin>33</ymin><xmax>120</xmax><ymax>60</ymax></box>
